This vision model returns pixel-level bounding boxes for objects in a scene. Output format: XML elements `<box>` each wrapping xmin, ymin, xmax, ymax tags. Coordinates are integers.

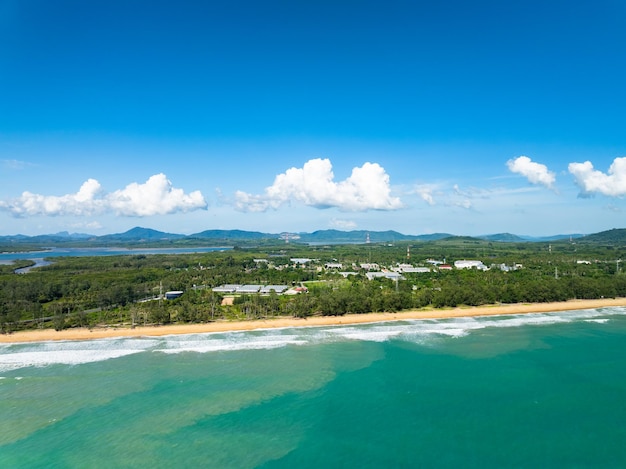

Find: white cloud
<box><xmin>454</xmin><ymin>199</ymin><xmax>473</xmax><ymax>209</ymax></box>
<box><xmin>0</xmin><ymin>179</ymin><xmax>106</xmax><ymax>216</ymax></box>
<box><xmin>0</xmin><ymin>173</ymin><xmax>207</xmax><ymax>217</ymax></box>
<box><xmin>235</xmin><ymin>158</ymin><xmax>402</xmax><ymax>212</ymax></box>
<box><xmin>2</xmin><ymin>159</ymin><xmax>35</xmax><ymax>170</ymax></box>
<box><xmin>507</xmin><ymin>156</ymin><xmax>556</xmax><ymax>189</ymax></box>
<box><xmin>233</xmin><ymin>190</ymin><xmax>271</xmax><ymax>212</ymax></box>
<box><xmin>568</xmin><ymin>157</ymin><xmax>626</xmax><ymax>197</ymax></box>
<box><xmin>329</xmin><ymin>218</ymin><xmax>357</xmax><ymax>230</ymax></box>
<box><xmin>414</xmin><ymin>184</ymin><xmax>436</xmax><ymax>205</ymax></box>
<box><xmin>108</xmin><ymin>174</ymin><xmax>206</xmax><ymax>216</ymax></box>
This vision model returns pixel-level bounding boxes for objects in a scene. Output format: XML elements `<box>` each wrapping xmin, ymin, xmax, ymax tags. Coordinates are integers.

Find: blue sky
<box><xmin>1</xmin><ymin>0</ymin><xmax>625</xmax><ymax>237</ymax></box>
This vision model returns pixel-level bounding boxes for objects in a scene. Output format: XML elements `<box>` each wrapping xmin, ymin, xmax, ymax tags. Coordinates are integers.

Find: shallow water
<box><xmin>2</xmin><ymin>307</ymin><xmax>626</xmax><ymax>467</ymax></box>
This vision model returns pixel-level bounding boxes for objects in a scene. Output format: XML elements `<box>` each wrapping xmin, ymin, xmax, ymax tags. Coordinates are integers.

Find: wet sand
<box><xmin>1</xmin><ymin>298</ymin><xmax>625</xmax><ymax>344</ymax></box>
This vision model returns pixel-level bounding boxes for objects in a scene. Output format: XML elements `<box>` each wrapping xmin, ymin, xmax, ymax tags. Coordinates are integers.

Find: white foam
<box><xmin>0</xmin><ymin>348</ymin><xmax>143</xmax><ymax>373</ymax></box>
<box><xmin>0</xmin><ymin>337</ymin><xmax>160</xmax><ymax>372</ymax></box>
<box><xmin>585</xmin><ymin>319</ymin><xmax>610</xmax><ymax>324</ymax></box>
<box><xmin>325</xmin><ymin>326</ymin><xmax>406</xmax><ymax>343</ymax></box>
<box><xmin>156</xmin><ymin>333</ymin><xmax>308</xmax><ymax>354</ymax></box>
<box><xmin>2</xmin><ymin>307</ymin><xmax>624</xmax><ymax>371</ymax></box>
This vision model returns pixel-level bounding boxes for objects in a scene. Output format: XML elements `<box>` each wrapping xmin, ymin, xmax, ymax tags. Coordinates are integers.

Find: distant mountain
<box><xmin>438</xmin><ymin>235</ymin><xmax>484</xmax><ymax>242</ymax></box>
<box><xmin>98</xmin><ymin>227</ymin><xmax>186</xmax><ymax>242</ymax></box>
<box><xmin>298</xmin><ymin>230</ymin><xmax>454</xmax><ymax>243</ymax></box>
<box><xmin>412</xmin><ymin>233</ymin><xmax>455</xmax><ymax>241</ymax></box>
<box><xmin>0</xmin><ymin>226</ymin><xmax>616</xmax><ymax>247</ymax></box>
<box><xmin>481</xmin><ymin>233</ymin><xmax>584</xmax><ymax>242</ymax></box>
<box><xmin>478</xmin><ymin>233</ymin><xmax>525</xmax><ymax>242</ymax></box>
<box><xmin>525</xmin><ymin>234</ymin><xmax>585</xmax><ymax>242</ymax></box>
<box><xmin>299</xmin><ymin>230</ymin><xmax>403</xmax><ymax>243</ymax></box>
<box><xmin>577</xmin><ymin>228</ymin><xmax>626</xmax><ymax>244</ymax></box>
<box><xmin>9</xmin><ymin>232</ymin><xmax>96</xmax><ymax>244</ymax></box>
<box><xmin>51</xmin><ymin>231</ymin><xmax>93</xmax><ymax>239</ymax></box>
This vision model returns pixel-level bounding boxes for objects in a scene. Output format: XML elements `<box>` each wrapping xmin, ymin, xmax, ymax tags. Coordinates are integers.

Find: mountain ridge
<box><xmin>0</xmin><ymin>226</ymin><xmax>600</xmax><ymax>246</ymax></box>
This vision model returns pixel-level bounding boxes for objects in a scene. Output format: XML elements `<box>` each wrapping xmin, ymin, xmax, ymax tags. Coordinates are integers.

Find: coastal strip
<box><xmin>1</xmin><ymin>298</ymin><xmax>625</xmax><ymax>344</ymax></box>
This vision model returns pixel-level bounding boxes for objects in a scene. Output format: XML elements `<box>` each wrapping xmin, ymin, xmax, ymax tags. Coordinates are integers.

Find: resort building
<box><xmin>259</xmin><ymin>285</ymin><xmax>289</xmax><ymax>294</ymax></box>
<box><xmin>366</xmin><ymin>272</ymin><xmax>405</xmax><ymax>281</ymax></box>
<box><xmin>212</xmin><ymin>284</ymin><xmax>241</xmax><ymax>293</ymax></box>
<box><xmin>235</xmin><ymin>285</ymin><xmax>263</xmax><ymax>294</ymax></box>
<box><xmin>290</xmin><ymin>258</ymin><xmax>313</xmax><ymax>265</ymax></box>
<box><xmin>454</xmin><ymin>260</ymin><xmax>488</xmax><ymax>270</ymax></box>
<box><xmin>164</xmin><ymin>291</ymin><xmax>184</xmax><ymax>300</ymax></box>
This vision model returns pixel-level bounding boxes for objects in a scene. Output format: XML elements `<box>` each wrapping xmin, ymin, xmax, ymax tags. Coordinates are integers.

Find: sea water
<box><xmin>2</xmin><ymin>308</ymin><xmax>626</xmax><ymax>468</ymax></box>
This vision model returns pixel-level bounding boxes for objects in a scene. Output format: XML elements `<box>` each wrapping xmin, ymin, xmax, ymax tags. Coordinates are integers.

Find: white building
<box><xmin>366</xmin><ymin>272</ymin><xmax>405</xmax><ymax>281</ymax></box>
<box><xmin>454</xmin><ymin>260</ymin><xmax>488</xmax><ymax>270</ymax></box>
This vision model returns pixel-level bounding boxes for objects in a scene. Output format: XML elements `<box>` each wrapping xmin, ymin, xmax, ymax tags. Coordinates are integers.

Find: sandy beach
<box><xmin>1</xmin><ymin>297</ymin><xmax>625</xmax><ymax>344</ymax></box>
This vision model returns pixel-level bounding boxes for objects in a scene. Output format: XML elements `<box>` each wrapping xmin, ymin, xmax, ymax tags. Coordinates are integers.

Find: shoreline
<box><xmin>1</xmin><ymin>297</ymin><xmax>625</xmax><ymax>344</ymax></box>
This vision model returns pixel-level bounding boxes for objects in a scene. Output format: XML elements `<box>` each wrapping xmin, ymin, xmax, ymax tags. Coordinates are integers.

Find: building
<box><xmin>212</xmin><ymin>284</ymin><xmax>241</xmax><ymax>293</ymax></box>
<box><xmin>291</xmin><ymin>258</ymin><xmax>313</xmax><ymax>266</ymax></box>
<box><xmin>400</xmin><ymin>267</ymin><xmax>431</xmax><ymax>273</ymax></box>
<box><xmin>165</xmin><ymin>290</ymin><xmax>184</xmax><ymax>300</ymax></box>
<box><xmin>454</xmin><ymin>260</ymin><xmax>488</xmax><ymax>270</ymax></box>
<box><xmin>235</xmin><ymin>285</ymin><xmax>263</xmax><ymax>294</ymax></box>
<box><xmin>366</xmin><ymin>272</ymin><xmax>405</xmax><ymax>281</ymax></box>
<box><xmin>259</xmin><ymin>285</ymin><xmax>289</xmax><ymax>294</ymax></box>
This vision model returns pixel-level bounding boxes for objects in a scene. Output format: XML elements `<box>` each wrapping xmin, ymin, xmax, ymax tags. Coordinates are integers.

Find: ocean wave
<box><xmin>0</xmin><ymin>348</ymin><xmax>144</xmax><ymax>373</ymax></box>
<box><xmin>155</xmin><ymin>333</ymin><xmax>308</xmax><ymax>354</ymax></box>
<box><xmin>0</xmin><ymin>337</ymin><xmax>161</xmax><ymax>373</ymax></box>
<box><xmin>1</xmin><ymin>307</ymin><xmax>624</xmax><ymax>372</ymax></box>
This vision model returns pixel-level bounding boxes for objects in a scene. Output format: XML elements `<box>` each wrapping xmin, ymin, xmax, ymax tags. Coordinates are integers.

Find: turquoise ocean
<box><xmin>3</xmin><ymin>307</ymin><xmax>626</xmax><ymax>468</ymax></box>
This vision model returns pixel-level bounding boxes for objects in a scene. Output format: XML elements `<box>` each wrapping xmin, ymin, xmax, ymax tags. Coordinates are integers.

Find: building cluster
<box><xmin>212</xmin><ymin>284</ymin><xmax>308</xmax><ymax>295</ymax></box>
<box><xmin>207</xmin><ymin>256</ymin><xmax>524</xmax><ymax>299</ymax></box>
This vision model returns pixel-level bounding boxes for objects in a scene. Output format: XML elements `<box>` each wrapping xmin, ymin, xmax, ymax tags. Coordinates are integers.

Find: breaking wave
<box><xmin>1</xmin><ymin>307</ymin><xmax>624</xmax><ymax>372</ymax></box>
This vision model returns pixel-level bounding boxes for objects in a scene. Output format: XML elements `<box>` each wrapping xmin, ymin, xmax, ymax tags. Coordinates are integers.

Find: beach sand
<box><xmin>2</xmin><ymin>298</ymin><xmax>625</xmax><ymax>344</ymax></box>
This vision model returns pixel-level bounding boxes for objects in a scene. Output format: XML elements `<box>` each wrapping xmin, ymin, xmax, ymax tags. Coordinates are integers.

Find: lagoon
<box><xmin>0</xmin><ymin>246</ymin><xmax>232</xmax><ymax>265</ymax></box>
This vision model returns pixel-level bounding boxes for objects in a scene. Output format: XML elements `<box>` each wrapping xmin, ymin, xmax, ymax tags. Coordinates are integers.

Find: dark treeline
<box><xmin>2</xmin><ymin>237</ymin><xmax>626</xmax><ymax>333</ymax></box>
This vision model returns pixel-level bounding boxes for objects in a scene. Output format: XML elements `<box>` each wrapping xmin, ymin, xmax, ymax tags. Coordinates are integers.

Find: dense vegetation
<box><xmin>2</xmin><ymin>236</ymin><xmax>626</xmax><ymax>333</ymax></box>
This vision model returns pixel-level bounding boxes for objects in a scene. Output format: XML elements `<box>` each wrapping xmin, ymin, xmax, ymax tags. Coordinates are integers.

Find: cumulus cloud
<box><xmin>507</xmin><ymin>156</ymin><xmax>556</xmax><ymax>189</ymax></box>
<box><xmin>568</xmin><ymin>157</ymin><xmax>626</xmax><ymax>197</ymax></box>
<box><xmin>235</xmin><ymin>158</ymin><xmax>402</xmax><ymax>212</ymax></box>
<box><xmin>0</xmin><ymin>173</ymin><xmax>207</xmax><ymax>217</ymax></box>
<box><xmin>108</xmin><ymin>174</ymin><xmax>207</xmax><ymax>216</ymax></box>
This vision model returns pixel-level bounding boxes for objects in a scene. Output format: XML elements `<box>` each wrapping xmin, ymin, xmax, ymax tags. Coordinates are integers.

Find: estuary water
<box><xmin>0</xmin><ymin>246</ymin><xmax>233</xmax><ymax>273</ymax></box>
<box><xmin>2</xmin><ymin>307</ymin><xmax>626</xmax><ymax>468</ymax></box>
<box><xmin>0</xmin><ymin>246</ymin><xmax>232</xmax><ymax>263</ymax></box>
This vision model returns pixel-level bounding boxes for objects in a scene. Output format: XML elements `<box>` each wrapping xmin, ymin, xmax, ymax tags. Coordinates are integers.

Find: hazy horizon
<box><xmin>0</xmin><ymin>224</ymin><xmax>595</xmax><ymax>240</ymax></box>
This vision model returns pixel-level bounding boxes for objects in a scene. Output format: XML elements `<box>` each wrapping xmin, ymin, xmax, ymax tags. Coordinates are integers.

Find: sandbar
<box><xmin>1</xmin><ymin>298</ymin><xmax>625</xmax><ymax>344</ymax></box>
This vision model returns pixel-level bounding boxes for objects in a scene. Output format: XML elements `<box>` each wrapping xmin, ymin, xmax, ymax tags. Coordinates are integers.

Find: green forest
<box><xmin>2</xmin><ymin>235</ymin><xmax>626</xmax><ymax>334</ymax></box>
